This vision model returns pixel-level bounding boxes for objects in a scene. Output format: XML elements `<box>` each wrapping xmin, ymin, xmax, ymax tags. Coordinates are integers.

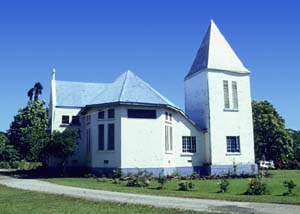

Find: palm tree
<box><xmin>34</xmin><ymin>82</ymin><xmax>43</xmax><ymax>101</ymax></box>
<box><xmin>27</xmin><ymin>88</ymin><xmax>34</xmax><ymax>101</ymax></box>
<box><xmin>27</xmin><ymin>82</ymin><xmax>43</xmax><ymax>101</ymax></box>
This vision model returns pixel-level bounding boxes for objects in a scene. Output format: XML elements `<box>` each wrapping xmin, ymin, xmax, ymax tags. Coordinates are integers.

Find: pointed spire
<box><xmin>185</xmin><ymin>20</ymin><xmax>249</xmax><ymax>80</ymax></box>
<box><xmin>52</xmin><ymin>68</ymin><xmax>56</xmax><ymax>80</ymax></box>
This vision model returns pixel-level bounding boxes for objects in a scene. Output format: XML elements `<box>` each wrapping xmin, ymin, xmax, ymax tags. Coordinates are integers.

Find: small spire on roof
<box><xmin>52</xmin><ymin>68</ymin><xmax>56</xmax><ymax>80</ymax></box>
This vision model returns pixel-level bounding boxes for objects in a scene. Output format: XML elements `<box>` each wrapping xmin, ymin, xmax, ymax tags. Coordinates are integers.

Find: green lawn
<box><xmin>0</xmin><ymin>185</ymin><xmax>216</xmax><ymax>214</ymax></box>
<box><xmin>43</xmin><ymin>170</ymin><xmax>300</xmax><ymax>205</ymax></box>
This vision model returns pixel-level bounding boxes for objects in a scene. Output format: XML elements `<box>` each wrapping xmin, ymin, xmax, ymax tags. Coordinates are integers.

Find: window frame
<box><xmin>98</xmin><ymin>111</ymin><xmax>105</xmax><ymax>120</ymax></box>
<box><xmin>127</xmin><ymin>109</ymin><xmax>157</xmax><ymax>119</ymax></box>
<box><xmin>182</xmin><ymin>136</ymin><xmax>196</xmax><ymax>153</ymax></box>
<box><xmin>107</xmin><ymin>123</ymin><xmax>115</xmax><ymax>151</ymax></box>
<box><xmin>232</xmin><ymin>81</ymin><xmax>239</xmax><ymax>110</ymax></box>
<box><xmin>86</xmin><ymin>128</ymin><xmax>91</xmax><ymax>153</ymax></box>
<box><xmin>165</xmin><ymin>125</ymin><xmax>173</xmax><ymax>153</ymax></box>
<box><xmin>108</xmin><ymin>109</ymin><xmax>115</xmax><ymax>119</ymax></box>
<box><xmin>98</xmin><ymin>124</ymin><xmax>105</xmax><ymax>151</ymax></box>
<box><xmin>223</xmin><ymin>80</ymin><xmax>230</xmax><ymax>109</ymax></box>
<box><xmin>226</xmin><ymin>136</ymin><xmax>241</xmax><ymax>154</ymax></box>
<box><xmin>61</xmin><ymin>115</ymin><xmax>70</xmax><ymax>125</ymax></box>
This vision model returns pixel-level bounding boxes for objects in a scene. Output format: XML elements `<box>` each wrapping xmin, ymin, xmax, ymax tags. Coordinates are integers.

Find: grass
<box><xmin>0</xmin><ymin>185</ymin><xmax>216</xmax><ymax>214</ymax></box>
<box><xmin>43</xmin><ymin>170</ymin><xmax>300</xmax><ymax>205</ymax></box>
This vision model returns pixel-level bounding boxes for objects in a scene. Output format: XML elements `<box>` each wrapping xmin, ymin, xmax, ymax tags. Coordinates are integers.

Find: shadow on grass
<box><xmin>0</xmin><ymin>167</ymin><xmax>90</xmax><ymax>179</ymax></box>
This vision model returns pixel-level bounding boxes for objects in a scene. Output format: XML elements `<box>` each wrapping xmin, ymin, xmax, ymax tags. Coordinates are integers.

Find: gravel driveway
<box><xmin>0</xmin><ymin>175</ymin><xmax>299</xmax><ymax>214</ymax></box>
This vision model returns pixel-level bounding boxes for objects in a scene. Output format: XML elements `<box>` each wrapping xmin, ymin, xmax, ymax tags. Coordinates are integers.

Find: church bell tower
<box><xmin>184</xmin><ymin>20</ymin><xmax>257</xmax><ymax>175</ymax></box>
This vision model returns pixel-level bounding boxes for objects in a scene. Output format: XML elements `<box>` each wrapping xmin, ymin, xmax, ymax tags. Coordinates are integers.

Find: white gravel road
<box><xmin>0</xmin><ymin>175</ymin><xmax>299</xmax><ymax>214</ymax></box>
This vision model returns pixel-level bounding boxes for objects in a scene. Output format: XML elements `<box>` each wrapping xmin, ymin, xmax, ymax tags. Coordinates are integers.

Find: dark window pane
<box><xmin>182</xmin><ymin>136</ymin><xmax>196</xmax><ymax>153</ymax></box>
<box><xmin>62</xmin><ymin>115</ymin><xmax>70</xmax><ymax>124</ymax></box>
<box><xmin>226</xmin><ymin>136</ymin><xmax>240</xmax><ymax>153</ymax></box>
<box><xmin>108</xmin><ymin>124</ymin><xmax>115</xmax><ymax>150</ymax></box>
<box><xmin>108</xmin><ymin>109</ymin><xmax>115</xmax><ymax>119</ymax></box>
<box><xmin>98</xmin><ymin>124</ymin><xmax>105</xmax><ymax>150</ymax></box>
<box><xmin>128</xmin><ymin>109</ymin><xmax>156</xmax><ymax>119</ymax></box>
<box><xmin>98</xmin><ymin>111</ymin><xmax>105</xmax><ymax>119</ymax></box>
<box><xmin>71</xmin><ymin>116</ymin><xmax>80</xmax><ymax>125</ymax></box>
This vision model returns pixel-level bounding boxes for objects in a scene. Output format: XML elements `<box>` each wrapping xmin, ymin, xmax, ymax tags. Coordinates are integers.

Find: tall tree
<box><xmin>27</xmin><ymin>82</ymin><xmax>43</xmax><ymax>101</ymax></box>
<box><xmin>252</xmin><ymin>100</ymin><xmax>294</xmax><ymax>165</ymax></box>
<box><xmin>288</xmin><ymin>129</ymin><xmax>300</xmax><ymax>161</ymax></box>
<box><xmin>0</xmin><ymin>132</ymin><xmax>7</xmax><ymax>158</ymax></box>
<box><xmin>33</xmin><ymin>82</ymin><xmax>43</xmax><ymax>101</ymax></box>
<box><xmin>9</xmin><ymin>83</ymin><xmax>49</xmax><ymax>161</ymax></box>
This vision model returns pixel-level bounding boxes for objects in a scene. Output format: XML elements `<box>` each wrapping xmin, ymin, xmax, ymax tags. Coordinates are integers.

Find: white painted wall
<box><xmin>185</xmin><ymin>69</ymin><xmax>255</xmax><ymax>167</ymax></box>
<box><xmin>207</xmin><ymin>70</ymin><xmax>255</xmax><ymax>165</ymax></box>
<box><xmin>84</xmin><ymin>107</ymin><xmax>122</xmax><ymax>169</ymax></box>
<box><xmin>51</xmin><ymin>107</ymin><xmax>81</xmax><ymax>132</ymax></box>
<box><xmin>120</xmin><ymin>105</ymin><xmax>205</xmax><ymax>170</ymax></box>
<box><xmin>185</xmin><ymin>71</ymin><xmax>211</xmax><ymax>163</ymax></box>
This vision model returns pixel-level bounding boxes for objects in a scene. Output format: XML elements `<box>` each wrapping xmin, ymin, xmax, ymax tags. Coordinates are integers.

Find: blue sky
<box><xmin>0</xmin><ymin>0</ymin><xmax>299</xmax><ymax>131</ymax></box>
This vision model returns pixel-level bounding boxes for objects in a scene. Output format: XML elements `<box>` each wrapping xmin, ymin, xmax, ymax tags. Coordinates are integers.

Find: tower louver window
<box><xmin>232</xmin><ymin>81</ymin><xmax>238</xmax><ymax>109</ymax></box>
<box><xmin>223</xmin><ymin>80</ymin><xmax>230</xmax><ymax>109</ymax></box>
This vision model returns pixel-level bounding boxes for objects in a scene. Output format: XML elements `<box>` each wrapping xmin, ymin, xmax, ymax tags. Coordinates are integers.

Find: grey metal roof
<box><xmin>185</xmin><ymin>20</ymin><xmax>250</xmax><ymax>80</ymax></box>
<box><xmin>55</xmin><ymin>70</ymin><xmax>177</xmax><ymax>108</ymax></box>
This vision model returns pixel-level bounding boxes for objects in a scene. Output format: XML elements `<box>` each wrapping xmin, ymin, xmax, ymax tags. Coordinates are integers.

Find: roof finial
<box><xmin>52</xmin><ymin>68</ymin><xmax>56</xmax><ymax>80</ymax></box>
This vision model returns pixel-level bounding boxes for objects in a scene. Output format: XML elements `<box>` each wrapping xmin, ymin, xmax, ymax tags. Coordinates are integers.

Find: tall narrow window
<box><xmin>165</xmin><ymin>126</ymin><xmax>173</xmax><ymax>152</ymax></box>
<box><xmin>169</xmin><ymin>126</ymin><xmax>173</xmax><ymax>151</ymax></box>
<box><xmin>86</xmin><ymin>128</ymin><xmax>91</xmax><ymax>153</ymax></box>
<box><xmin>223</xmin><ymin>80</ymin><xmax>230</xmax><ymax>109</ymax></box>
<box><xmin>165</xmin><ymin>126</ymin><xmax>169</xmax><ymax>151</ymax></box>
<box><xmin>98</xmin><ymin>124</ymin><xmax>104</xmax><ymax>150</ymax></box>
<box><xmin>232</xmin><ymin>81</ymin><xmax>238</xmax><ymax>109</ymax></box>
<box><xmin>108</xmin><ymin>124</ymin><xmax>115</xmax><ymax>150</ymax></box>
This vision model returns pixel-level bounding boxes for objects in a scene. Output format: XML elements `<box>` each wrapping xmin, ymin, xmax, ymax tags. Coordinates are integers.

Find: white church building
<box><xmin>49</xmin><ymin>20</ymin><xmax>257</xmax><ymax>176</ymax></box>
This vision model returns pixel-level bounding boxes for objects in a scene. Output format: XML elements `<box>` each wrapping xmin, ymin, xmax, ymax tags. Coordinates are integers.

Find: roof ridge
<box><xmin>138</xmin><ymin>77</ymin><xmax>177</xmax><ymax>107</ymax></box>
<box><xmin>55</xmin><ymin>80</ymin><xmax>108</xmax><ymax>85</ymax></box>
<box><xmin>118</xmin><ymin>70</ymin><xmax>130</xmax><ymax>101</ymax></box>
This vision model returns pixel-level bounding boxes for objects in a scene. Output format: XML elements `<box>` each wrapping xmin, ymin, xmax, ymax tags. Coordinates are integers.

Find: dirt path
<box><xmin>0</xmin><ymin>175</ymin><xmax>299</xmax><ymax>214</ymax></box>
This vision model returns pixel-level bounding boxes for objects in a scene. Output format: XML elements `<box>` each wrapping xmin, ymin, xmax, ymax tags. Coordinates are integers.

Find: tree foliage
<box><xmin>288</xmin><ymin>129</ymin><xmax>300</xmax><ymax>161</ymax></box>
<box><xmin>252</xmin><ymin>100</ymin><xmax>294</xmax><ymax>164</ymax></box>
<box><xmin>8</xmin><ymin>82</ymin><xmax>49</xmax><ymax>162</ymax></box>
<box><xmin>44</xmin><ymin>129</ymin><xmax>79</xmax><ymax>167</ymax></box>
<box><xmin>27</xmin><ymin>82</ymin><xmax>43</xmax><ymax>101</ymax></box>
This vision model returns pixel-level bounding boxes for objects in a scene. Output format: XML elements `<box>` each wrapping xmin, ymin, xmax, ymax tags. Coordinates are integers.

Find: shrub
<box><xmin>0</xmin><ymin>161</ymin><xmax>41</xmax><ymax>170</ymax></box>
<box><xmin>84</xmin><ymin>173</ymin><xmax>97</xmax><ymax>179</ymax></box>
<box><xmin>190</xmin><ymin>172</ymin><xmax>200</xmax><ymax>180</ymax></box>
<box><xmin>259</xmin><ymin>169</ymin><xmax>272</xmax><ymax>178</ymax></box>
<box><xmin>157</xmin><ymin>171</ymin><xmax>167</xmax><ymax>189</ymax></box>
<box><xmin>126</xmin><ymin>170</ymin><xmax>152</xmax><ymax>187</ymax></box>
<box><xmin>217</xmin><ymin>179</ymin><xmax>230</xmax><ymax>193</ymax></box>
<box><xmin>113</xmin><ymin>168</ymin><xmax>123</xmax><ymax>178</ymax></box>
<box><xmin>0</xmin><ymin>162</ymin><xmax>10</xmax><ymax>169</ymax></box>
<box><xmin>283</xmin><ymin>180</ymin><xmax>297</xmax><ymax>196</ymax></box>
<box><xmin>245</xmin><ymin>177</ymin><xmax>269</xmax><ymax>195</ymax></box>
<box><xmin>178</xmin><ymin>181</ymin><xmax>195</xmax><ymax>191</ymax></box>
